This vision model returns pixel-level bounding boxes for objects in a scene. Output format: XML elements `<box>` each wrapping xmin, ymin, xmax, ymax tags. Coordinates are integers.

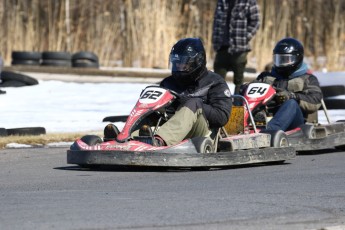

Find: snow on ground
<box><xmin>0</xmin><ymin>72</ymin><xmax>344</xmax><ymax>134</ymax></box>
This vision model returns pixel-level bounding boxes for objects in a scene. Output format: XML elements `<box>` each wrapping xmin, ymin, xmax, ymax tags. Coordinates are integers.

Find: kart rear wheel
<box><xmin>192</xmin><ymin>137</ymin><xmax>214</xmax><ymax>153</ymax></box>
<box><xmin>261</xmin><ymin>130</ymin><xmax>289</xmax><ymax>148</ymax></box>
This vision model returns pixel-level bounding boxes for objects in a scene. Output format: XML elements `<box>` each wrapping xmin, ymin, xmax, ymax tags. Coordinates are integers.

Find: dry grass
<box><xmin>0</xmin><ymin>131</ymin><xmax>102</xmax><ymax>149</ymax></box>
<box><xmin>0</xmin><ymin>0</ymin><xmax>344</xmax><ymax>71</ymax></box>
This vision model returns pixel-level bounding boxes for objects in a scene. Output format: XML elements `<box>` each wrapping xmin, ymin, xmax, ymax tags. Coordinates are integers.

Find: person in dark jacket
<box><xmin>212</xmin><ymin>0</ymin><xmax>260</xmax><ymax>94</ymax></box>
<box><xmin>151</xmin><ymin>38</ymin><xmax>232</xmax><ymax>146</ymax></box>
<box><xmin>254</xmin><ymin>38</ymin><xmax>323</xmax><ymax>131</ymax></box>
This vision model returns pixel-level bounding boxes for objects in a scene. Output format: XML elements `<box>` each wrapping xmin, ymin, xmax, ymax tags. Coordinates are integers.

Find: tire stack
<box><xmin>11</xmin><ymin>51</ymin><xmax>41</xmax><ymax>66</ymax></box>
<box><xmin>11</xmin><ymin>51</ymin><xmax>100</xmax><ymax>69</ymax></box>
<box><xmin>321</xmin><ymin>85</ymin><xmax>345</xmax><ymax>110</ymax></box>
<box><xmin>72</xmin><ymin>51</ymin><xmax>99</xmax><ymax>68</ymax></box>
<box><xmin>0</xmin><ymin>127</ymin><xmax>46</xmax><ymax>137</ymax></box>
<box><xmin>41</xmin><ymin>51</ymin><xmax>72</xmax><ymax>67</ymax></box>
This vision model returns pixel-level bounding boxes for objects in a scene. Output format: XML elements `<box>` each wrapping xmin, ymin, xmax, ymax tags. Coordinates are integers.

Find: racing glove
<box><xmin>177</xmin><ymin>94</ymin><xmax>191</xmax><ymax>105</ymax></box>
<box><xmin>275</xmin><ymin>88</ymin><xmax>297</xmax><ymax>104</ymax></box>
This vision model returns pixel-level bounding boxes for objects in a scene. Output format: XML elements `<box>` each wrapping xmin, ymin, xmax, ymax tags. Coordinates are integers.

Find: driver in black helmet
<box><xmin>254</xmin><ymin>38</ymin><xmax>323</xmax><ymax>131</ymax></box>
<box><xmin>146</xmin><ymin>37</ymin><xmax>232</xmax><ymax>146</ymax></box>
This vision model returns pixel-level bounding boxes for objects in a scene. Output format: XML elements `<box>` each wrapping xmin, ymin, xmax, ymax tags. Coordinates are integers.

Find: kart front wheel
<box><xmin>192</xmin><ymin>137</ymin><xmax>214</xmax><ymax>153</ymax></box>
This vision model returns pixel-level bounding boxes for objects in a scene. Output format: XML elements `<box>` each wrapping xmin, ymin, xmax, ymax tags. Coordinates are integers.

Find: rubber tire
<box><xmin>12</xmin><ymin>51</ymin><xmax>41</xmax><ymax>60</ymax></box>
<box><xmin>70</xmin><ymin>135</ymin><xmax>103</xmax><ymax>151</ymax></box>
<box><xmin>0</xmin><ymin>80</ymin><xmax>27</xmax><ymax>87</ymax></box>
<box><xmin>41</xmin><ymin>59</ymin><xmax>72</xmax><ymax>67</ymax></box>
<box><xmin>72</xmin><ymin>51</ymin><xmax>99</xmax><ymax>62</ymax></box>
<box><xmin>72</xmin><ymin>61</ymin><xmax>99</xmax><ymax>68</ymax></box>
<box><xmin>6</xmin><ymin>127</ymin><xmax>46</xmax><ymax>136</ymax></box>
<box><xmin>80</xmin><ymin>135</ymin><xmax>103</xmax><ymax>146</ymax></box>
<box><xmin>42</xmin><ymin>51</ymin><xmax>71</xmax><ymax>60</ymax></box>
<box><xmin>192</xmin><ymin>137</ymin><xmax>214</xmax><ymax>153</ymax></box>
<box><xmin>261</xmin><ymin>130</ymin><xmax>289</xmax><ymax>147</ymax></box>
<box><xmin>0</xmin><ymin>128</ymin><xmax>8</xmax><ymax>137</ymax></box>
<box><xmin>11</xmin><ymin>60</ymin><xmax>40</xmax><ymax>66</ymax></box>
<box><xmin>76</xmin><ymin>135</ymin><xmax>103</xmax><ymax>169</ymax></box>
<box><xmin>1</xmin><ymin>71</ymin><xmax>39</xmax><ymax>86</ymax></box>
<box><xmin>321</xmin><ymin>85</ymin><xmax>345</xmax><ymax>98</ymax></box>
<box><xmin>323</xmin><ymin>99</ymin><xmax>345</xmax><ymax>110</ymax></box>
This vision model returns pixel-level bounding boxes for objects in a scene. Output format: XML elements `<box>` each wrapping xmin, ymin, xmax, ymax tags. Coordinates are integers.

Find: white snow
<box><xmin>0</xmin><ymin>72</ymin><xmax>344</xmax><ymax>135</ymax></box>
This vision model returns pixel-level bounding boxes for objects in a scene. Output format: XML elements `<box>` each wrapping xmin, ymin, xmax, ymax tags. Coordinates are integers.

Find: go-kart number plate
<box><xmin>139</xmin><ymin>87</ymin><xmax>166</xmax><ymax>104</ymax></box>
<box><xmin>246</xmin><ymin>83</ymin><xmax>270</xmax><ymax>98</ymax></box>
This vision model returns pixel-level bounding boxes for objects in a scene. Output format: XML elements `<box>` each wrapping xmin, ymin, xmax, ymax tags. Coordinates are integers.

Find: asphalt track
<box><xmin>0</xmin><ymin>147</ymin><xmax>344</xmax><ymax>230</ymax></box>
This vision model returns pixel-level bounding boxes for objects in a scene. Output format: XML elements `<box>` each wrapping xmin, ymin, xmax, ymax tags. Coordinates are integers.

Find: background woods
<box><xmin>0</xmin><ymin>0</ymin><xmax>344</xmax><ymax>71</ymax></box>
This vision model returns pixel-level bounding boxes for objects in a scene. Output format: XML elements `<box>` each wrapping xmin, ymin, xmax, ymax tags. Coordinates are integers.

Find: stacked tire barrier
<box><xmin>41</xmin><ymin>51</ymin><xmax>72</xmax><ymax>67</ymax></box>
<box><xmin>11</xmin><ymin>51</ymin><xmax>41</xmax><ymax>66</ymax></box>
<box><xmin>11</xmin><ymin>51</ymin><xmax>99</xmax><ymax>68</ymax></box>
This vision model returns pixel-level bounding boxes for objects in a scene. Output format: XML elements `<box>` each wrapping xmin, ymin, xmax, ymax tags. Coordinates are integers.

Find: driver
<box><xmin>253</xmin><ymin>38</ymin><xmax>323</xmax><ymax>131</ymax></box>
<box><xmin>147</xmin><ymin>37</ymin><xmax>232</xmax><ymax>146</ymax></box>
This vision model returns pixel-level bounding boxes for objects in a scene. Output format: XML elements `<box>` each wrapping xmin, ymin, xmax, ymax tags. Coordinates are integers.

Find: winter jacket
<box><xmin>212</xmin><ymin>0</ymin><xmax>260</xmax><ymax>53</ymax></box>
<box><xmin>256</xmin><ymin>63</ymin><xmax>323</xmax><ymax>115</ymax></box>
<box><xmin>160</xmin><ymin>70</ymin><xmax>232</xmax><ymax>128</ymax></box>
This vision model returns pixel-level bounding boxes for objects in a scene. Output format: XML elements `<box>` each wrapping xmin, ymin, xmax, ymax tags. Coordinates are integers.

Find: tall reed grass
<box><xmin>0</xmin><ymin>0</ymin><xmax>344</xmax><ymax>71</ymax></box>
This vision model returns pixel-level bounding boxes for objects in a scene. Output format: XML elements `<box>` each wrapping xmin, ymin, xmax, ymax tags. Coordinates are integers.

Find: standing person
<box><xmin>254</xmin><ymin>38</ymin><xmax>323</xmax><ymax>131</ymax></box>
<box><xmin>212</xmin><ymin>0</ymin><xmax>260</xmax><ymax>94</ymax></box>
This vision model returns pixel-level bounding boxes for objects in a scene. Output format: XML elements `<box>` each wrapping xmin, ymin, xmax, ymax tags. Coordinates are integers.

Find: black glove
<box><xmin>256</xmin><ymin>71</ymin><xmax>272</xmax><ymax>81</ymax></box>
<box><xmin>275</xmin><ymin>88</ymin><xmax>296</xmax><ymax>104</ymax></box>
<box><xmin>177</xmin><ymin>94</ymin><xmax>191</xmax><ymax>105</ymax></box>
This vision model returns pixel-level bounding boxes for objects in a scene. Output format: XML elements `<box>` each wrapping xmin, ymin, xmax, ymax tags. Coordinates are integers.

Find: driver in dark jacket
<box><xmin>152</xmin><ymin>38</ymin><xmax>232</xmax><ymax>146</ymax></box>
<box><xmin>254</xmin><ymin>38</ymin><xmax>322</xmax><ymax>131</ymax></box>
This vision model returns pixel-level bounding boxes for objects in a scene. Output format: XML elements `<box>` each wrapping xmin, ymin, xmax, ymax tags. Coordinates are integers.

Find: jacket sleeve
<box><xmin>247</xmin><ymin>0</ymin><xmax>260</xmax><ymax>40</ymax></box>
<box><xmin>295</xmin><ymin>75</ymin><xmax>323</xmax><ymax>113</ymax></box>
<box><xmin>202</xmin><ymin>82</ymin><xmax>232</xmax><ymax>128</ymax></box>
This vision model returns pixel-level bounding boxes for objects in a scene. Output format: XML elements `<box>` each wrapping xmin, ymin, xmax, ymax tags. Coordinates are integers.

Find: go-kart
<box><xmin>240</xmin><ymin>82</ymin><xmax>345</xmax><ymax>152</ymax></box>
<box><xmin>67</xmin><ymin>85</ymin><xmax>295</xmax><ymax>169</ymax></box>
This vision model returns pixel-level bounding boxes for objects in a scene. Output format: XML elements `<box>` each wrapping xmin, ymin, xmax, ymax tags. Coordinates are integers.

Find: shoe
<box><xmin>139</xmin><ymin>125</ymin><xmax>153</xmax><ymax>137</ymax></box>
<box><xmin>103</xmin><ymin>123</ymin><xmax>120</xmax><ymax>141</ymax></box>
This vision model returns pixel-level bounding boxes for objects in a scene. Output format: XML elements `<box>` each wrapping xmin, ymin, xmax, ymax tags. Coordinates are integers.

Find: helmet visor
<box><xmin>169</xmin><ymin>54</ymin><xmax>196</xmax><ymax>72</ymax></box>
<box><xmin>273</xmin><ymin>54</ymin><xmax>297</xmax><ymax>67</ymax></box>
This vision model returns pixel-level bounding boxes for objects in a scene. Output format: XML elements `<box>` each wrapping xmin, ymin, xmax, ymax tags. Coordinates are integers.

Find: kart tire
<box><xmin>192</xmin><ymin>137</ymin><xmax>214</xmax><ymax>153</ymax></box>
<box><xmin>12</xmin><ymin>51</ymin><xmax>41</xmax><ymax>61</ymax></box>
<box><xmin>0</xmin><ymin>80</ymin><xmax>27</xmax><ymax>87</ymax></box>
<box><xmin>321</xmin><ymin>85</ymin><xmax>345</xmax><ymax>98</ymax></box>
<box><xmin>81</xmin><ymin>135</ymin><xmax>103</xmax><ymax>146</ymax></box>
<box><xmin>72</xmin><ymin>60</ymin><xmax>99</xmax><ymax>68</ymax></box>
<box><xmin>1</xmin><ymin>71</ymin><xmax>39</xmax><ymax>86</ymax></box>
<box><xmin>6</xmin><ymin>127</ymin><xmax>46</xmax><ymax>136</ymax></box>
<box><xmin>11</xmin><ymin>60</ymin><xmax>41</xmax><ymax>66</ymax></box>
<box><xmin>75</xmin><ymin>135</ymin><xmax>102</xmax><ymax>169</ymax></box>
<box><xmin>323</xmin><ymin>99</ymin><xmax>345</xmax><ymax>110</ymax></box>
<box><xmin>72</xmin><ymin>51</ymin><xmax>99</xmax><ymax>62</ymax></box>
<box><xmin>0</xmin><ymin>128</ymin><xmax>8</xmax><ymax>137</ymax></box>
<box><xmin>262</xmin><ymin>130</ymin><xmax>289</xmax><ymax>148</ymax></box>
<box><xmin>41</xmin><ymin>59</ymin><xmax>72</xmax><ymax>67</ymax></box>
<box><xmin>42</xmin><ymin>51</ymin><xmax>71</xmax><ymax>60</ymax></box>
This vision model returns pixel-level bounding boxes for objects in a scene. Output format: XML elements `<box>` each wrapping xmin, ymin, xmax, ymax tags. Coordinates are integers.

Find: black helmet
<box><xmin>169</xmin><ymin>38</ymin><xmax>206</xmax><ymax>85</ymax></box>
<box><xmin>272</xmin><ymin>38</ymin><xmax>304</xmax><ymax>77</ymax></box>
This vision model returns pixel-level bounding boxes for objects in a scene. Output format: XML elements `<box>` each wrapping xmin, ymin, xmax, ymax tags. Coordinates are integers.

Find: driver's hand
<box><xmin>275</xmin><ymin>88</ymin><xmax>296</xmax><ymax>104</ymax></box>
<box><xmin>177</xmin><ymin>94</ymin><xmax>191</xmax><ymax>105</ymax></box>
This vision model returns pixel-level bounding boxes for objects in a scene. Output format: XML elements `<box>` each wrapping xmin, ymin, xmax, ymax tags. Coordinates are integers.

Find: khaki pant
<box><xmin>156</xmin><ymin>106</ymin><xmax>211</xmax><ymax>146</ymax></box>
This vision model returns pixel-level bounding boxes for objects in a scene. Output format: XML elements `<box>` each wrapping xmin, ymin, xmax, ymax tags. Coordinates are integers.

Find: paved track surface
<box><xmin>0</xmin><ymin>147</ymin><xmax>344</xmax><ymax>230</ymax></box>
